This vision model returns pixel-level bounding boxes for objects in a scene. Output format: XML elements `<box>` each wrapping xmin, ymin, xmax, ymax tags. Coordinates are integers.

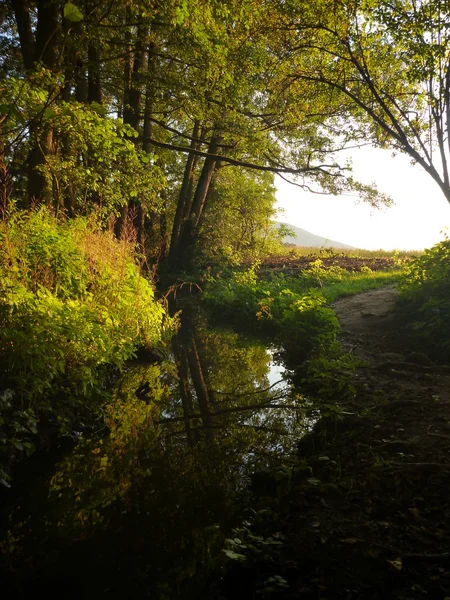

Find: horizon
<box><xmin>275</xmin><ymin>145</ymin><xmax>450</xmax><ymax>251</ymax></box>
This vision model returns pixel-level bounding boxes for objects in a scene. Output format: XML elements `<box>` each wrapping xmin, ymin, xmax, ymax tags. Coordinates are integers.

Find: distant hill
<box><xmin>276</xmin><ymin>222</ymin><xmax>354</xmax><ymax>249</ymax></box>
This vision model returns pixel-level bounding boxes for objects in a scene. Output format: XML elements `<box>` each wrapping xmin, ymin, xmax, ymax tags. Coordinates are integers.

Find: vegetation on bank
<box><xmin>0</xmin><ymin>208</ymin><xmax>169</xmax><ymax>480</ymax></box>
<box><xmin>397</xmin><ymin>238</ymin><xmax>450</xmax><ymax>362</ymax></box>
<box><xmin>1</xmin><ymin>1</ymin><xmax>450</xmax><ymax>597</ymax></box>
<box><xmin>203</xmin><ymin>255</ymin><xmax>407</xmax><ymax>361</ymax></box>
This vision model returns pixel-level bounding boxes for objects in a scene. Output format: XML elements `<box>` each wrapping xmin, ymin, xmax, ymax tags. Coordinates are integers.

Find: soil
<box><xmin>258</xmin><ymin>254</ymin><xmax>410</xmax><ymax>275</ymax></box>
<box><xmin>255</xmin><ymin>285</ymin><xmax>450</xmax><ymax>600</ymax></box>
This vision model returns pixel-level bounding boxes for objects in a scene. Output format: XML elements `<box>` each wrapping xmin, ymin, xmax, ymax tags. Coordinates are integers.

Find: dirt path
<box><xmin>274</xmin><ymin>286</ymin><xmax>450</xmax><ymax>600</ymax></box>
<box><xmin>333</xmin><ymin>285</ymin><xmax>450</xmax><ymax>399</ymax></box>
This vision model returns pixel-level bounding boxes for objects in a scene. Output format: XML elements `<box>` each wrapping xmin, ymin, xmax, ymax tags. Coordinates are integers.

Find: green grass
<box><xmin>321</xmin><ymin>269</ymin><xmax>403</xmax><ymax>302</ymax></box>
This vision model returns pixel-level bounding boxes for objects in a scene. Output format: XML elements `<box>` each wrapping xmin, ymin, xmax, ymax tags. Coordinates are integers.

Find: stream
<box><xmin>1</xmin><ymin>305</ymin><xmax>312</xmax><ymax>599</ymax></box>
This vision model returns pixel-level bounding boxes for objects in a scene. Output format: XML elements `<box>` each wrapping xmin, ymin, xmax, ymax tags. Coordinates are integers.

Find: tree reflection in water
<box><xmin>2</xmin><ymin>307</ymin><xmax>309</xmax><ymax>599</ymax></box>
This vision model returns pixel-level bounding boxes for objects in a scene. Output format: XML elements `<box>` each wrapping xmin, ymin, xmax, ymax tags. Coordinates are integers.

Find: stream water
<box><xmin>1</xmin><ymin>306</ymin><xmax>311</xmax><ymax>599</ymax></box>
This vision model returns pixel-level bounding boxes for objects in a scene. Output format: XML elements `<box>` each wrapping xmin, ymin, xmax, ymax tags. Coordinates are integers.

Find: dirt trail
<box><xmin>277</xmin><ymin>285</ymin><xmax>450</xmax><ymax>600</ymax></box>
<box><xmin>334</xmin><ymin>285</ymin><xmax>399</xmax><ymax>335</ymax></box>
<box><xmin>333</xmin><ymin>285</ymin><xmax>450</xmax><ymax>397</ymax></box>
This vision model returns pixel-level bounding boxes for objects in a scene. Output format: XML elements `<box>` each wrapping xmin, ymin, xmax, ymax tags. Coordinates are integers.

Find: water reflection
<box><xmin>1</xmin><ymin>306</ymin><xmax>308</xmax><ymax>598</ymax></box>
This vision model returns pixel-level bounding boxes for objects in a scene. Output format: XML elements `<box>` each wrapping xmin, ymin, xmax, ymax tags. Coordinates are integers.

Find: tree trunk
<box><xmin>175</xmin><ymin>133</ymin><xmax>222</xmax><ymax>268</ymax></box>
<box><xmin>117</xmin><ymin>18</ymin><xmax>148</xmax><ymax>240</ymax></box>
<box><xmin>26</xmin><ymin>0</ymin><xmax>60</xmax><ymax>206</ymax></box>
<box><xmin>11</xmin><ymin>0</ymin><xmax>35</xmax><ymax>71</ymax></box>
<box><xmin>142</xmin><ymin>40</ymin><xmax>157</xmax><ymax>154</ymax></box>
<box><xmin>123</xmin><ymin>21</ymin><xmax>147</xmax><ymax>134</ymax></box>
<box><xmin>75</xmin><ymin>58</ymin><xmax>88</xmax><ymax>103</ymax></box>
<box><xmin>0</xmin><ymin>127</ymin><xmax>11</xmax><ymax>218</ymax></box>
<box><xmin>168</xmin><ymin>120</ymin><xmax>201</xmax><ymax>265</ymax></box>
<box><xmin>87</xmin><ymin>44</ymin><xmax>102</xmax><ymax>104</ymax></box>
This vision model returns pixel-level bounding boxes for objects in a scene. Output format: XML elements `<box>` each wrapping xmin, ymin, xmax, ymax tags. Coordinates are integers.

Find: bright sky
<box><xmin>275</xmin><ymin>146</ymin><xmax>450</xmax><ymax>250</ymax></box>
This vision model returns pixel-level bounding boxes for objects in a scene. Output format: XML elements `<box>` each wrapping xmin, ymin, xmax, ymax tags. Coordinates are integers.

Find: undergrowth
<box><xmin>203</xmin><ymin>258</ymin><xmax>403</xmax><ymax>396</ymax></box>
<box><xmin>398</xmin><ymin>238</ymin><xmax>450</xmax><ymax>362</ymax></box>
<box><xmin>0</xmin><ymin>208</ymin><xmax>170</xmax><ymax>478</ymax></box>
<box><xmin>203</xmin><ymin>259</ymin><xmax>404</xmax><ymax>337</ymax></box>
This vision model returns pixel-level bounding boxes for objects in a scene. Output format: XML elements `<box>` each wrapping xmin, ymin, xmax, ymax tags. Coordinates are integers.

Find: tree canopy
<box><xmin>1</xmin><ymin>0</ymin><xmax>449</xmax><ymax>266</ymax></box>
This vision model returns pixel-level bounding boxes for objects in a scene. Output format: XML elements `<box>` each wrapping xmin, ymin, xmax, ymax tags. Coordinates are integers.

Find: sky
<box><xmin>275</xmin><ymin>145</ymin><xmax>450</xmax><ymax>250</ymax></box>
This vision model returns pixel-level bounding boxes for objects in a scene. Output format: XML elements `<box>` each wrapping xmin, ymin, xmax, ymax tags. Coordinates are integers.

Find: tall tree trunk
<box><xmin>159</xmin><ymin>191</ymin><xmax>168</xmax><ymax>262</ymax></box>
<box><xmin>142</xmin><ymin>40</ymin><xmax>157</xmax><ymax>154</ymax></box>
<box><xmin>123</xmin><ymin>21</ymin><xmax>147</xmax><ymax>133</ymax></box>
<box><xmin>137</xmin><ymin>39</ymin><xmax>158</xmax><ymax>251</ymax></box>
<box><xmin>0</xmin><ymin>127</ymin><xmax>11</xmax><ymax>218</ymax></box>
<box><xmin>26</xmin><ymin>0</ymin><xmax>60</xmax><ymax>205</ymax></box>
<box><xmin>117</xmin><ymin>18</ymin><xmax>148</xmax><ymax>240</ymax></box>
<box><xmin>175</xmin><ymin>134</ymin><xmax>222</xmax><ymax>268</ymax></box>
<box><xmin>11</xmin><ymin>0</ymin><xmax>35</xmax><ymax>71</ymax></box>
<box><xmin>87</xmin><ymin>44</ymin><xmax>102</xmax><ymax>104</ymax></box>
<box><xmin>168</xmin><ymin>120</ymin><xmax>201</xmax><ymax>265</ymax></box>
<box><xmin>75</xmin><ymin>58</ymin><xmax>88</xmax><ymax>103</ymax></box>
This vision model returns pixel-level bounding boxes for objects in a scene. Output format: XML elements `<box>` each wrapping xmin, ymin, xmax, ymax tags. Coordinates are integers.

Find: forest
<box><xmin>1</xmin><ymin>0</ymin><xmax>450</xmax><ymax>598</ymax></box>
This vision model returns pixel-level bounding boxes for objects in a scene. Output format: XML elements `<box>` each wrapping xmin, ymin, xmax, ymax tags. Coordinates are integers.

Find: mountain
<box><xmin>276</xmin><ymin>222</ymin><xmax>354</xmax><ymax>249</ymax></box>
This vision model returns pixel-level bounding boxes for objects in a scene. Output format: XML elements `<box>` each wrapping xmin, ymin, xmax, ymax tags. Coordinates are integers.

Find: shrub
<box><xmin>0</xmin><ymin>208</ymin><xmax>168</xmax><ymax>475</ymax></box>
<box><xmin>203</xmin><ymin>265</ymin><xmax>340</xmax><ymax>360</ymax></box>
<box><xmin>398</xmin><ymin>238</ymin><xmax>450</xmax><ymax>360</ymax></box>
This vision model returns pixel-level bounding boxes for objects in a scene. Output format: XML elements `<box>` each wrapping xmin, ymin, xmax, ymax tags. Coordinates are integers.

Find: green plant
<box><xmin>398</xmin><ymin>238</ymin><xmax>450</xmax><ymax>360</ymax></box>
<box><xmin>0</xmin><ymin>208</ymin><xmax>170</xmax><ymax>475</ymax></box>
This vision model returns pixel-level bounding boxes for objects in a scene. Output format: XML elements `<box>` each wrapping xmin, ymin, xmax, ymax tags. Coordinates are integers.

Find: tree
<box><xmin>195</xmin><ymin>168</ymin><xmax>282</xmax><ymax>264</ymax></box>
<box><xmin>278</xmin><ymin>0</ymin><xmax>450</xmax><ymax>204</ymax></box>
<box><xmin>2</xmin><ymin>0</ymin><xmax>393</xmax><ymax>268</ymax></box>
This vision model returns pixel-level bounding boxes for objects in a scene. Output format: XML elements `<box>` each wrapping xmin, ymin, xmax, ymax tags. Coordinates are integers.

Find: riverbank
<box><xmin>2</xmin><ymin>243</ymin><xmax>449</xmax><ymax>599</ymax></box>
<box><xmin>223</xmin><ymin>285</ymin><xmax>450</xmax><ymax>599</ymax></box>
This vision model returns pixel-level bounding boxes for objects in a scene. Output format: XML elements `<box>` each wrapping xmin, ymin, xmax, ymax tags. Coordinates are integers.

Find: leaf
<box><xmin>90</xmin><ymin>102</ymin><xmax>107</xmax><ymax>116</ymax></box>
<box><xmin>222</xmin><ymin>549</ymin><xmax>247</xmax><ymax>561</ymax></box>
<box><xmin>64</xmin><ymin>3</ymin><xmax>84</xmax><ymax>22</ymax></box>
<box><xmin>44</xmin><ymin>108</ymin><xmax>57</xmax><ymax>120</ymax></box>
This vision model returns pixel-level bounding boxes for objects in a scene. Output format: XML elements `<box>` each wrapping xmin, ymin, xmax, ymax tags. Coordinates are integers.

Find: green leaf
<box><xmin>44</xmin><ymin>108</ymin><xmax>57</xmax><ymax>120</ymax></box>
<box><xmin>64</xmin><ymin>3</ymin><xmax>84</xmax><ymax>22</ymax></box>
<box><xmin>89</xmin><ymin>102</ymin><xmax>107</xmax><ymax>116</ymax></box>
<box><xmin>222</xmin><ymin>549</ymin><xmax>247</xmax><ymax>561</ymax></box>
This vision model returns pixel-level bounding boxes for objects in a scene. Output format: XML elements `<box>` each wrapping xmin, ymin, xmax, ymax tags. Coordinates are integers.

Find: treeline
<box><xmin>3</xmin><ymin>0</ymin><xmax>450</xmax><ymax>266</ymax></box>
<box><xmin>5</xmin><ymin>0</ymin><xmax>432</xmax><ymax>268</ymax></box>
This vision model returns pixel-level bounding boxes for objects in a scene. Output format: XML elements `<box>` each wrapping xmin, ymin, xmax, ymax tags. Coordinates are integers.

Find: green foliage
<box><xmin>45</xmin><ymin>100</ymin><xmax>165</xmax><ymax>218</ymax></box>
<box><xmin>204</xmin><ymin>264</ymin><xmax>339</xmax><ymax>362</ymax></box>
<box><xmin>195</xmin><ymin>170</ymin><xmax>284</xmax><ymax>266</ymax></box>
<box><xmin>63</xmin><ymin>2</ymin><xmax>84</xmax><ymax>22</ymax></box>
<box><xmin>1</xmin><ymin>72</ymin><xmax>165</xmax><ymax>218</ymax></box>
<box><xmin>398</xmin><ymin>238</ymin><xmax>450</xmax><ymax>360</ymax></box>
<box><xmin>204</xmin><ymin>257</ymin><xmax>402</xmax><ymax>344</ymax></box>
<box><xmin>0</xmin><ymin>208</ymin><xmax>169</xmax><ymax>473</ymax></box>
<box><xmin>301</xmin><ymin>351</ymin><xmax>360</xmax><ymax>400</ymax></box>
<box><xmin>203</xmin><ymin>256</ymin><xmax>405</xmax><ymax>394</ymax></box>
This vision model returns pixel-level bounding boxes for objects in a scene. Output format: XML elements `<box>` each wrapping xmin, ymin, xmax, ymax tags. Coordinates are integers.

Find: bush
<box><xmin>398</xmin><ymin>238</ymin><xmax>450</xmax><ymax>360</ymax></box>
<box><xmin>0</xmin><ymin>208</ymin><xmax>168</xmax><ymax>475</ymax></box>
<box><xmin>203</xmin><ymin>264</ymin><xmax>340</xmax><ymax>361</ymax></box>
